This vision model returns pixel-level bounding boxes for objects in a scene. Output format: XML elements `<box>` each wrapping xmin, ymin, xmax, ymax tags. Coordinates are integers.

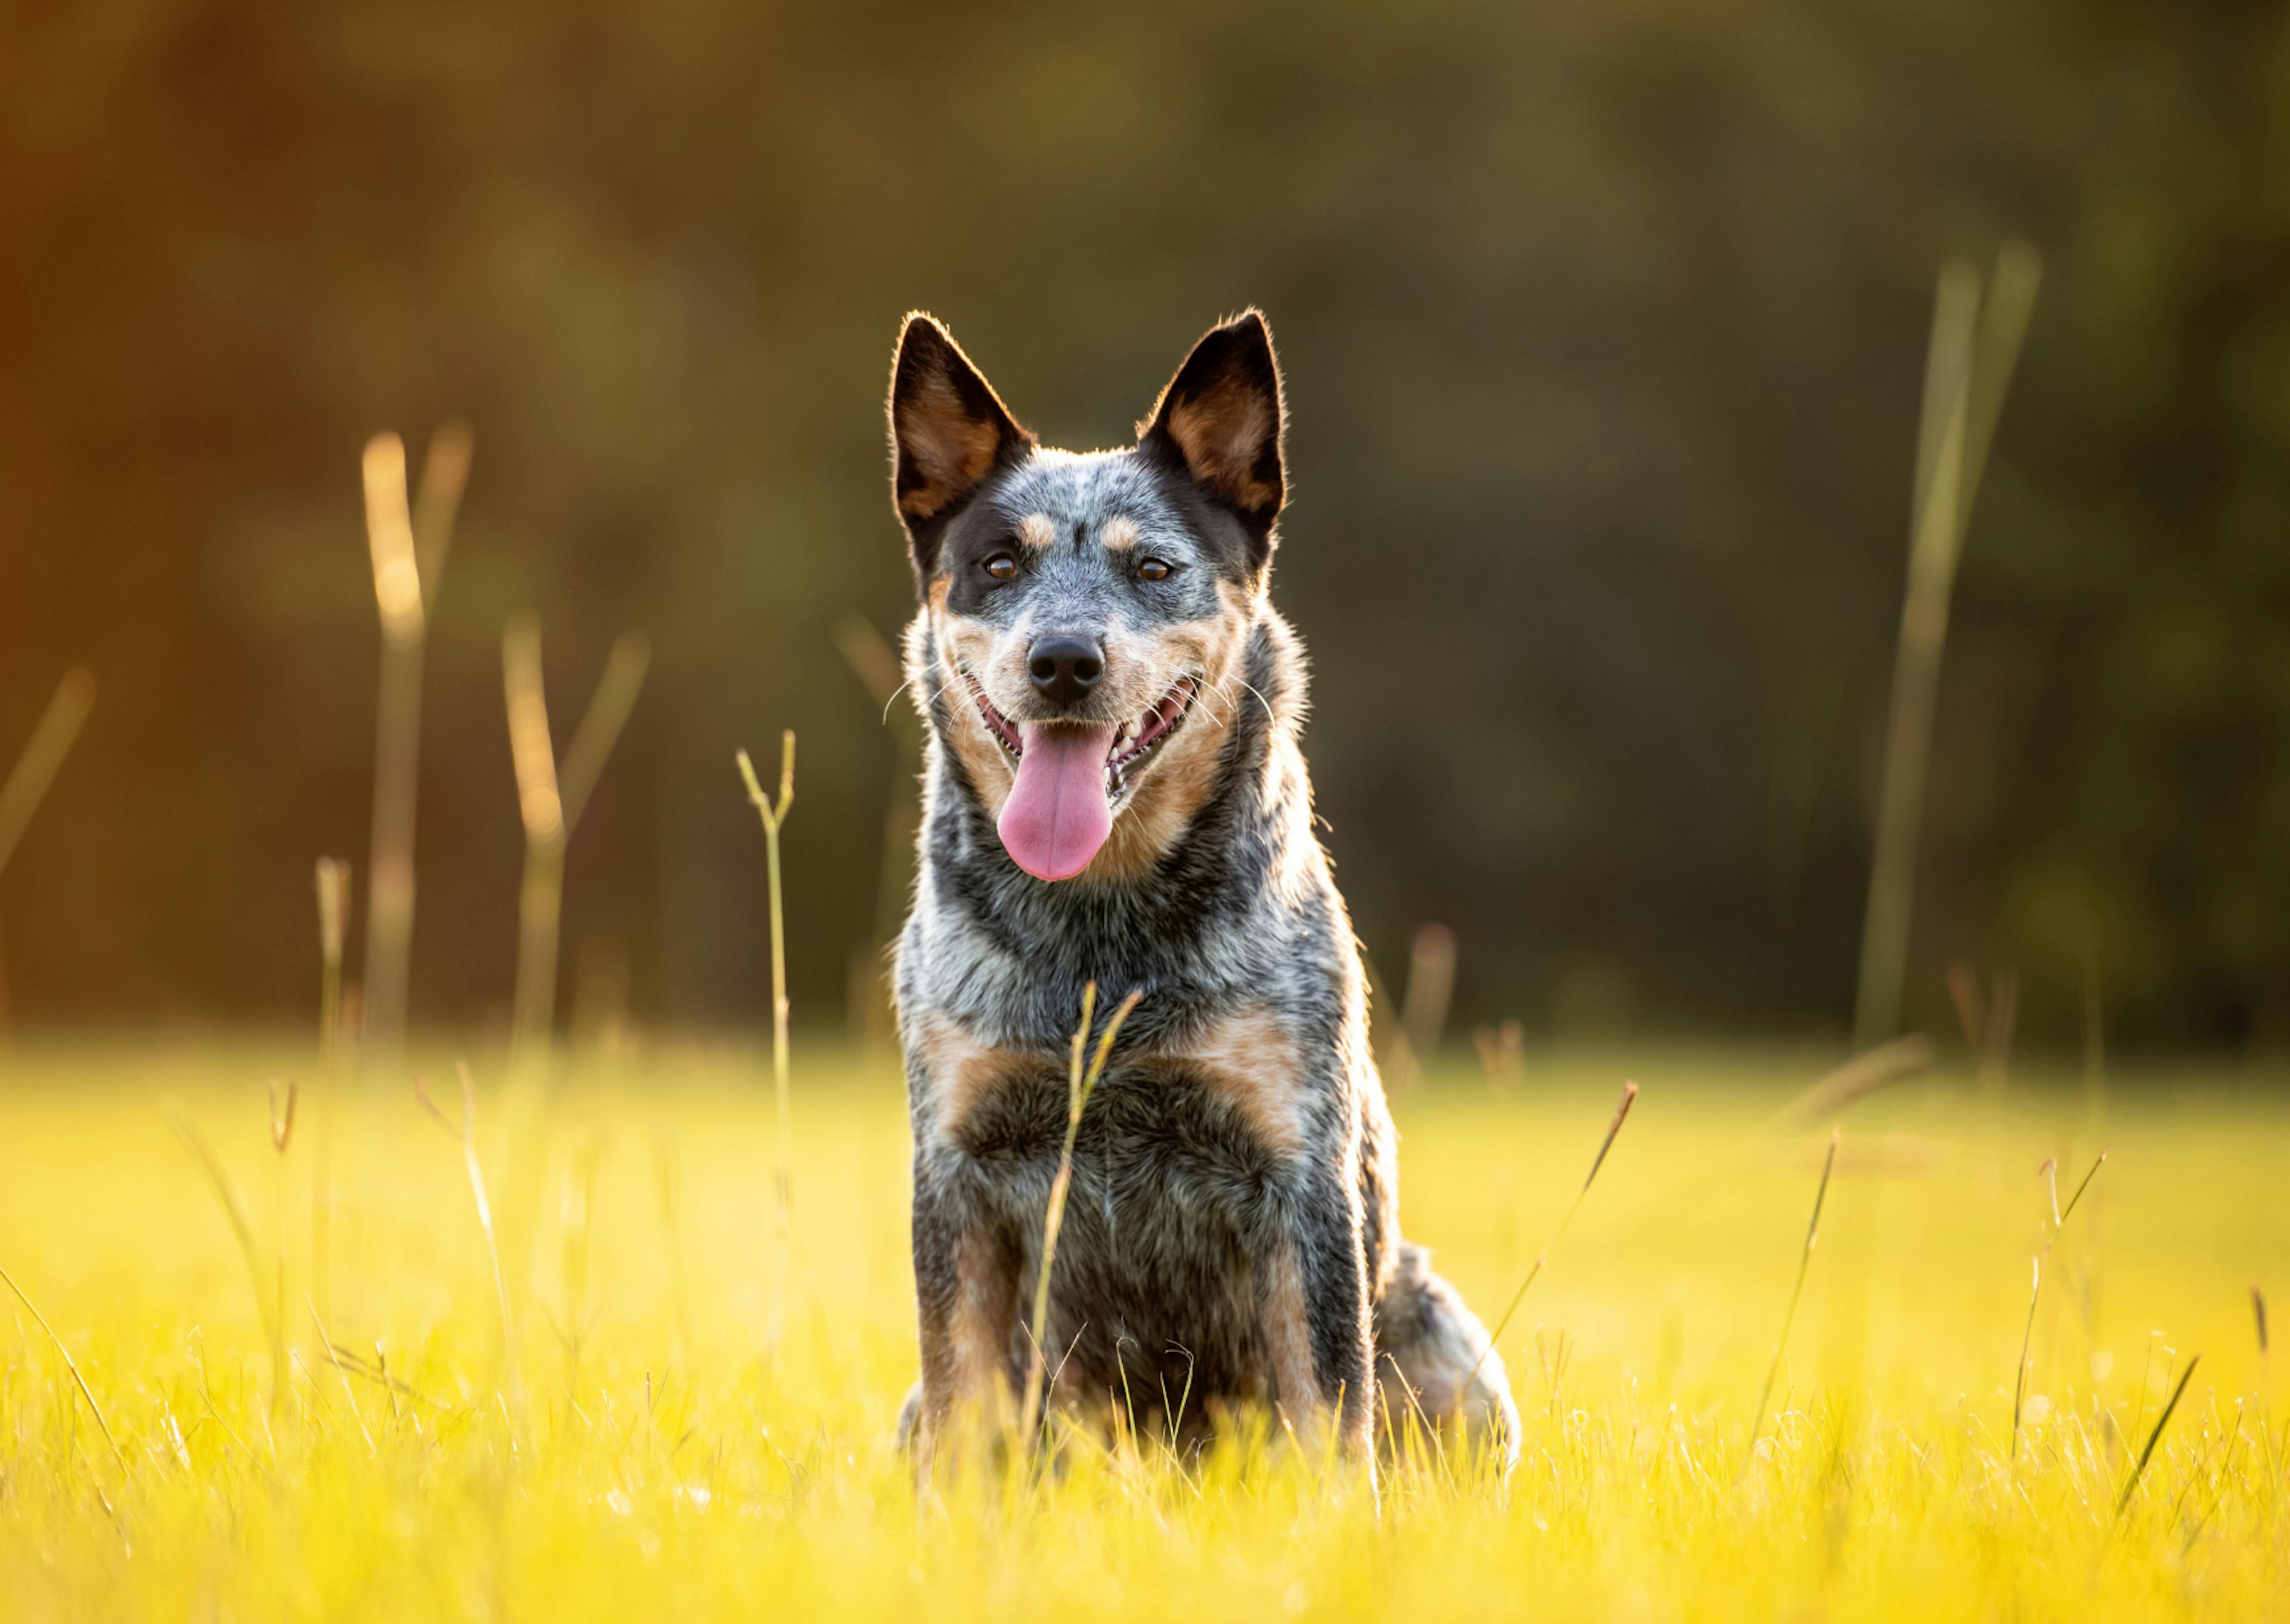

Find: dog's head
<box><xmin>889</xmin><ymin>311</ymin><xmax>1286</xmax><ymax>883</ymax></box>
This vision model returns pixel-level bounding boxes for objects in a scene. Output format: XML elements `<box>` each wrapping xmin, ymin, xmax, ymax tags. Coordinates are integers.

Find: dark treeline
<box><xmin>4</xmin><ymin>1</ymin><xmax>2288</xmax><ymax>1049</ymax></box>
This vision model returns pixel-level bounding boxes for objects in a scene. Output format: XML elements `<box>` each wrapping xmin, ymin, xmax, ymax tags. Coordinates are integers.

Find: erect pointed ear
<box><xmin>1138</xmin><ymin>309</ymin><xmax>1286</xmax><ymax>555</ymax></box>
<box><xmin>887</xmin><ymin>313</ymin><xmax>1034</xmax><ymax>575</ymax></box>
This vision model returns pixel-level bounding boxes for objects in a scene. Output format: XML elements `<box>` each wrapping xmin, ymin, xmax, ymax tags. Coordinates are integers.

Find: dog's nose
<box><xmin>1027</xmin><ymin>633</ymin><xmax>1105</xmax><ymax>706</ymax></box>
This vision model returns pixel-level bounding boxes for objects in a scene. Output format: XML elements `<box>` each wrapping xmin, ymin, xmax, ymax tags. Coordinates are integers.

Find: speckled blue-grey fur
<box><xmin>883</xmin><ymin>309</ymin><xmax>1519</xmax><ymax>1475</ymax></box>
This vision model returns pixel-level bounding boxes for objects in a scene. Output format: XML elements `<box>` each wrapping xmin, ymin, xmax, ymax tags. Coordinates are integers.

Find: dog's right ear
<box><xmin>887</xmin><ymin>314</ymin><xmax>1033</xmax><ymax>581</ymax></box>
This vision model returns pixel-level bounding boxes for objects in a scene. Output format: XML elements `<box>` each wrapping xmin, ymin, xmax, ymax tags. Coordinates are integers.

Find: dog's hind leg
<box><xmin>1373</xmin><ymin>1242</ymin><xmax>1521</xmax><ymax>1474</ymax></box>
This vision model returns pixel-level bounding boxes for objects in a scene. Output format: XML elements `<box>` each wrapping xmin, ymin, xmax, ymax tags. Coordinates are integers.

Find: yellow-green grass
<box><xmin>0</xmin><ymin>1040</ymin><xmax>2282</xmax><ymax>1621</ymax></box>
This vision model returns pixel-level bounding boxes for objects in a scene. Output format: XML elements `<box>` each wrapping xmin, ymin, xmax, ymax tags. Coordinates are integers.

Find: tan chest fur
<box><xmin>912</xmin><ymin>1005</ymin><xmax>1307</xmax><ymax>1162</ymax></box>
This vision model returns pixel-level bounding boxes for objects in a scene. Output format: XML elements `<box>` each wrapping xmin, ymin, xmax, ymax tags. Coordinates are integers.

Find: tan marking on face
<box><xmin>1079</xmin><ymin>585</ymin><xmax>1261</xmax><ymax>884</ymax></box>
<box><xmin>1101</xmin><ymin>516</ymin><xmax>1141</xmax><ymax>551</ymax></box>
<box><xmin>898</xmin><ymin>371</ymin><xmax>1002</xmax><ymax>520</ymax></box>
<box><xmin>1258</xmin><ymin>1242</ymin><xmax>1322</xmax><ymax>1426</ymax></box>
<box><xmin>1167</xmin><ymin>388</ymin><xmax>1279</xmax><ymax>515</ymax></box>
<box><xmin>929</xmin><ymin>609</ymin><xmax>1019</xmax><ymax>813</ymax></box>
<box><xmin>1016</xmin><ymin>512</ymin><xmax>1057</xmax><ymax>550</ymax></box>
<box><xmin>1174</xmin><ymin>1006</ymin><xmax>1305</xmax><ymax>1160</ymax></box>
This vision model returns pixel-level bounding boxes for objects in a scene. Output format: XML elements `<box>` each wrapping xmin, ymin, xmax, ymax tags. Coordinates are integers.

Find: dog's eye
<box><xmin>983</xmin><ymin>553</ymin><xmax>1018</xmax><ymax>582</ymax></box>
<box><xmin>1137</xmin><ymin>558</ymin><xmax>1173</xmax><ymax>582</ymax></box>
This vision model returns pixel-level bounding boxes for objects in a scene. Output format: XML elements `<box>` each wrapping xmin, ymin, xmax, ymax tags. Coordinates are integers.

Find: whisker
<box><xmin>1187</xmin><ymin>677</ymin><xmax>1236</xmax><ymax>729</ymax></box>
<box><xmin>920</xmin><ymin>665</ymin><xmax>970</xmax><ymax>714</ymax></box>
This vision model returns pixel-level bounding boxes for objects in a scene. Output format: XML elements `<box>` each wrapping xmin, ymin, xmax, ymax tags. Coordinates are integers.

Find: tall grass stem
<box><xmin>0</xmin><ymin>667</ymin><xmax>96</xmax><ymax>879</ymax></box>
<box><xmin>312</xmin><ymin>859</ymin><xmax>349</xmax><ymax>1315</ymax></box>
<box><xmin>1746</xmin><ymin>1127</ymin><xmax>1840</xmax><ymax>1467</ymax></box>
<box><xmin>2116</xmin><ymin>1355</ymin><xmax>2200</xmax><ymax>1518</ymax></box>
<box><xmin>1853</xmin><ymin>246</ymin><xmax>2040</xmax><ymax>1046</ymax></box>
<box><xmin>1398</xmin><ymin>923</ymin><xmax>1457</xmax><ymax>1080</ymax></box>
<box><xmin>1019</xmin><ymin>983</ymin><xmax>1143</xmax><ymax>1445</ymax></box>
<box><xmin>357</xmin><ymin>422</ymin><xmax>469</xmax><ymax>1058</ymax></box>
<box><xmin>418</xmin><ymin>1064</ymin><xmax>522</xmax><ymax>1408</ymax></box>
<box><xmin>360</xmin><ymin>435</ymin><xmax>426</xmax><ymax>1056</ymax></box>
<box><xmin>166</xmin><ymin>1099</ymin><xmax>286</xmax><ymax>1412</ymax></box>
<box><xmin>1463</xmin><ymin>1078</ymin><xmax>1639</xmax><ymax>1396</ymax></box>
<box><xmin>738</xmin><ymin>734</ymin><xmax>797</xmax><ymax>1349</ymax></box>
<box><xmin>0</xmin><ymin>1262</ymin><xmax>126</xmax><ymax>1469</ymax></box>
<box><xmin>0</xmin><ymin>667</ymin><xmax>96</xmax><ymax>1028</ymax></box>
<box><xmin>502</xmin><ymin>620</ymin><xmax>649</xmax><ymax>1059</ymax></box>
<box><xmin>2012</xmin><ymin>1151</ymin><xmax>2105</xmax><ymax>1458</ymax></box>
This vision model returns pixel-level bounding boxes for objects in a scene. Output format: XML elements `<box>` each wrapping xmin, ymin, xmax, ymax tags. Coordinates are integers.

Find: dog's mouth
<box><xmin>964</xmin><ymin>672</ymin><xmax>1198</xmax><ymax>881</ymax></box>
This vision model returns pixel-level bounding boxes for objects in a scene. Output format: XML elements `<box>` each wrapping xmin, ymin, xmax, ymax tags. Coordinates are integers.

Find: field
<box><xmin>0</xmin><ymin>1039</ymin><xmax>2282</xmax><ymax>1622</ymax></box>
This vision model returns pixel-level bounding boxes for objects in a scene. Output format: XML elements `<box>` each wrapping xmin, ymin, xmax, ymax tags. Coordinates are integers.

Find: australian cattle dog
<box><xmin>886</xmin><ymin>309</ymin><xmax>1519</xmax><ymax>1474</ymax></box>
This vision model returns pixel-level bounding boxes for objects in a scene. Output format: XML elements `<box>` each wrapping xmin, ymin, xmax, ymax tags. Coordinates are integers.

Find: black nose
<box><xmin>1027</xmin><ymin>633</ymin><xmax>1105</xmax><ymax>706</ymax></box>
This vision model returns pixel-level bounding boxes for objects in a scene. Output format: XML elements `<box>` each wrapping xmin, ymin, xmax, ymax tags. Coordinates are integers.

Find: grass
<box><xmin>0</xmin><ymin>1039</ymin><xmax>2282</xmax><ymax>1622</ymax></box>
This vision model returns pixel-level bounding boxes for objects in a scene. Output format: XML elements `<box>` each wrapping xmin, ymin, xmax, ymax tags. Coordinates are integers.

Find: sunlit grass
<box><xmin>0</xmin><ymin>1040</ymin><xmax>2282</xmax><ymax>1621</ymax></box>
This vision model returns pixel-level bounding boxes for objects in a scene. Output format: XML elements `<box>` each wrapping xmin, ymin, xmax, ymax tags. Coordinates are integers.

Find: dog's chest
<box><xmin>932</xmin><ymin>1041</ymin><xmax>1307</xmax><ymax>1399</ymax></box>
<box><xmin>911</xmin><ymin>1005</ymin><xmax>1312</xmax><ymax>1192</ymax></box>
<box><xmin>911</xmin><ymin>999</ymin><xmax>1310</xmax><ymax>1154</ymax></box>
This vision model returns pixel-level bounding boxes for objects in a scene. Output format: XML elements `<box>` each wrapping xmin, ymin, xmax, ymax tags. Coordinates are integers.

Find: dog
<box><xmin>886</xmin><ymin>309</ymin><xmax>1518</xmax><ymax>1473</ymax></box>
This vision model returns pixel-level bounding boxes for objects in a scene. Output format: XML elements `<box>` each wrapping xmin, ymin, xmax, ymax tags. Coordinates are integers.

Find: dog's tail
<box><xmin>1373</xmin><ymin>1241</ymin><xmax>1521</xmax><ymax>1473</ymax></box>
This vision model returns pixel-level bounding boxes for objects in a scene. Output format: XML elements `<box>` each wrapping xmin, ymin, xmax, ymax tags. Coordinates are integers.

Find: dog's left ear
<box><xmin>888</xmin><ymin>313</ymin><xmax>1035</xmax><ymax>581</ymax></box>
<box><xmin>1138</xmin><ymin>310</ymin><xmax>1286</xmax><ymax>560</ymax></box>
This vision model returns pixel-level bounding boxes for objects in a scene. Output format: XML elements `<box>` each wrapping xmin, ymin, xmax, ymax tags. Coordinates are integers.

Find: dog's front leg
<box><xmin>909</xmin><ymin>1170</ymin><xmax>1018</xmax><ymax>1470</ymax></box>
<box><xmin>1262</xmin><ymin>1170</ymin><xmax>1377</xmax><ymax>1465</ymax></box>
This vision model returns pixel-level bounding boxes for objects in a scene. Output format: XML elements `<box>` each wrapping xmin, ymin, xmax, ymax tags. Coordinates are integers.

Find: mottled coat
<box><xmin>886</xmin><ymin>310</ymin><xmax>1517</xmax><ymax>1470</ymax></box>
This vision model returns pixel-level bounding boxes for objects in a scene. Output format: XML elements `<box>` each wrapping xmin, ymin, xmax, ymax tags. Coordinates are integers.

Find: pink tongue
<box><xmin>998</xmin><ymin>722</ymin><xmax>1118</xmax><ymax>881</ymax></box>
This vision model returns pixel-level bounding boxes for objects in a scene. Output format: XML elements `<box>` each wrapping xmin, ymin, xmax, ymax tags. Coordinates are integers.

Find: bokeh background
<box><xmin>4</xmin><ymin>0</ymin><xmax>2288</xmax><ymax>1049</ymax></box>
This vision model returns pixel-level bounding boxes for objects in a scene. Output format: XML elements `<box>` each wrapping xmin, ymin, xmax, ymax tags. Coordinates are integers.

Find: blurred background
<box><xmin>3</xmin><ymin>0</ymin><xmax>2287</xmax><ymax>1051</ymax></box>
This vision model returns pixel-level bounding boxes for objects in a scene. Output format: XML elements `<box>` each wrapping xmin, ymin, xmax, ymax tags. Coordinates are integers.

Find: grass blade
<box><xmin>1462</xmin><ymin>1078</ymin><xmax>1638</xmax><ymax>1395</ymax></box>
<box><xmin>0</xmin><ymin>1262</ymin><xmax>126</xmax><ymax>1469</ymax></box>
<box><xmin>2116</xmin><ymin>1355</ymin><xmax>2199</xmax><ymax>1518</ymax></box>
<box><xmin>1019</xmin><ymin>983</ymin><xmax>1143</xmax><ymax>1445</ymax></box>
<box><xmin>1746</xmin><ymin>1127</ymin><xmax>1840</xmax><ymax>1469</ymax></box>
<box><xmin>418</xmin><ymin>1065</ymin><xmax>521</xmax><ymax>1407</ymax></box>
<box><xmin>165</xmin><ymin>1099</ymin><xmax>286</xmax><ymax>1412</ymax></box>
<box><xmin>737</xmin><ymin>734</ymin><xmax>798</xmax><ymax>1352</ymax></box>
<box><xmin>0</xmin><ymin>667</ymin><xmax>96</xmax><ymax>881</ymax></box>
<box><xmin>2013</xmin><ymin>1150</ymin><xmax>2105</xmax><ymax>1459</ymax></box>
